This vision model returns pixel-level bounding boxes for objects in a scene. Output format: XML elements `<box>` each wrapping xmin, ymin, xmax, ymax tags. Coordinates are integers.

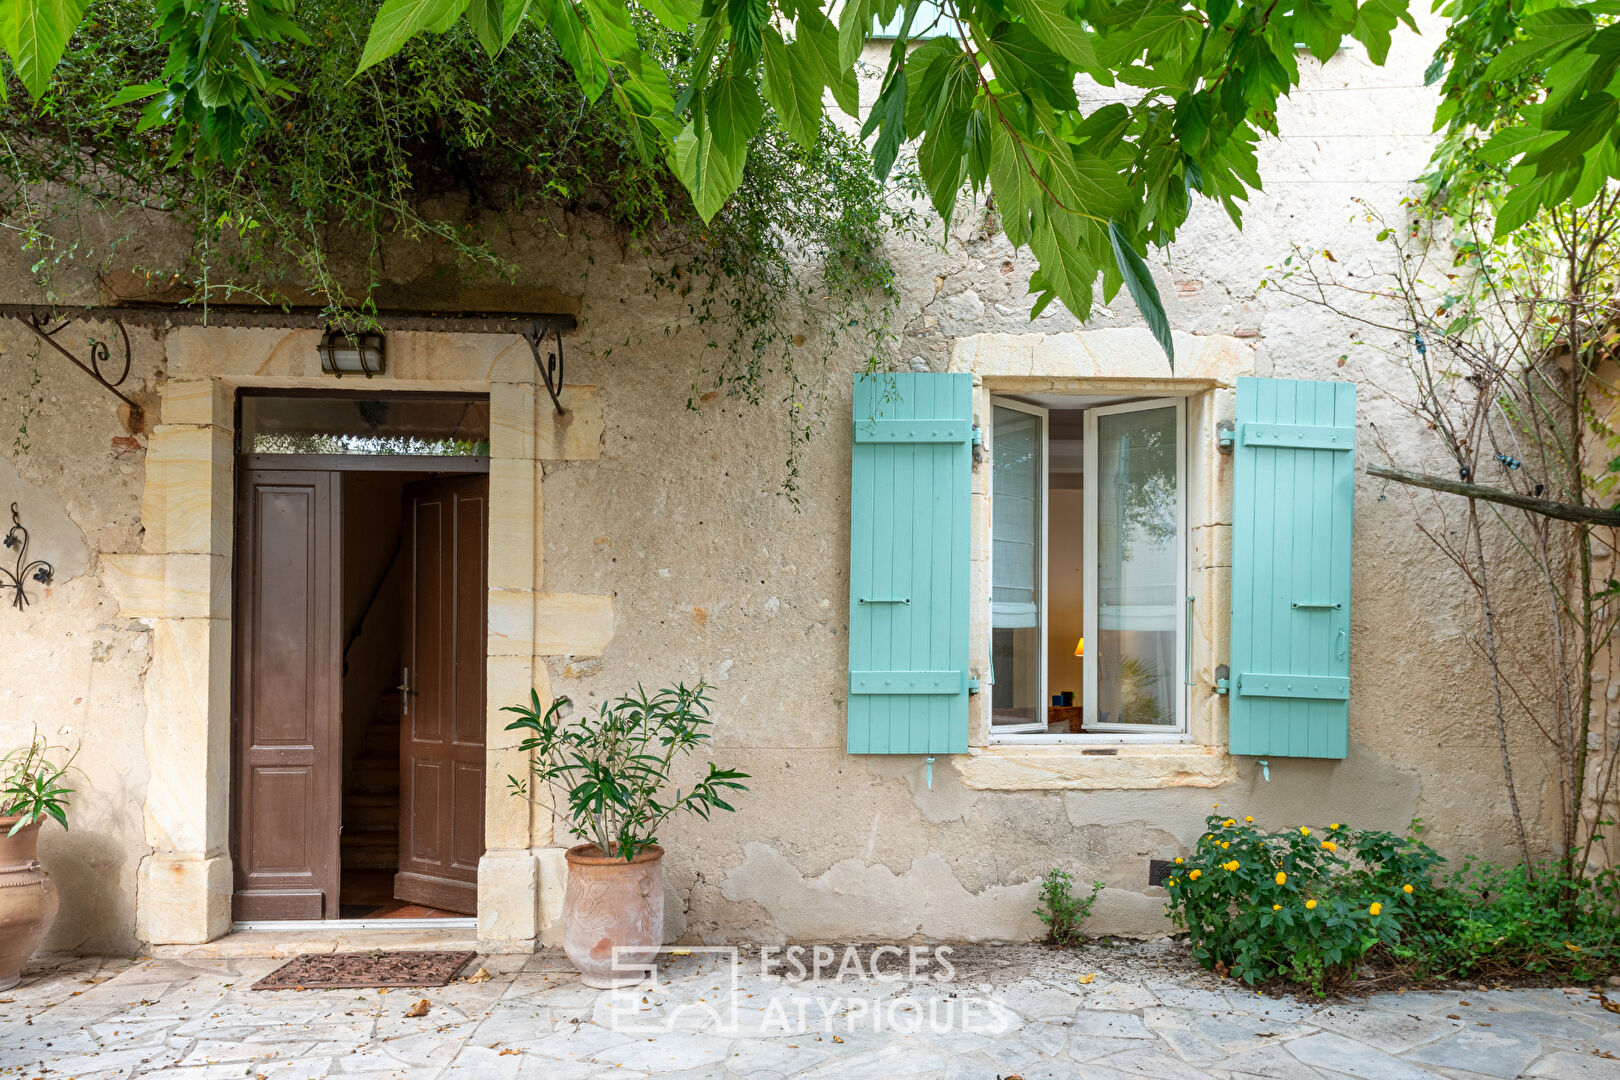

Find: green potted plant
<box><xmin>1</xmin><ymin>733</ymin><xmax>77</xmax><ymax>990</ymax></box>
<box><xmin>504</xmin><ymin>681</ymin><xmax>746</xmax><ymax>987</ymax></box>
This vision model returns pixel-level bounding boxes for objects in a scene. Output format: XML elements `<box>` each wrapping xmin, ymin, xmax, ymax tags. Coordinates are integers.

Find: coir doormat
<box><xmin>252</xmin><ymin>950</ymin><xmax>476</xmax><ymax>990</ymax></box>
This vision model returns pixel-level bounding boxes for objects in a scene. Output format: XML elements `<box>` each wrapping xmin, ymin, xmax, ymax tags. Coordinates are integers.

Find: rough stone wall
<box><xmin>0</xmin><ymin>10</ymin><xmax>1572</xmax><ymax>950</ymax></box>
<box><xmin>0</xmin><ymin>323</ymin><xmax>156</xmax><ymax>955</ymax></box>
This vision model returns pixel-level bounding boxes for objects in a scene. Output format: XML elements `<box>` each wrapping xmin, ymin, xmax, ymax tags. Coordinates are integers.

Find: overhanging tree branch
<box><xmin>1367</xmin><ymin>463</ymin><xmax>1620</xmax><ymax>527</ymax></box>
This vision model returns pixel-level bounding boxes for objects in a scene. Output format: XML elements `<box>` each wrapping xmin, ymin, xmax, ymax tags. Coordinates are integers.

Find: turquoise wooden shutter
<box><xmin>848</xmin><ymin>372</ymin><xmax>972</xmax><ymax>754</ymax></box>
<box><xmin>1229</xmin><ymin>377</ymin><xmax>1356</xmax><ymax>759</ymax></box>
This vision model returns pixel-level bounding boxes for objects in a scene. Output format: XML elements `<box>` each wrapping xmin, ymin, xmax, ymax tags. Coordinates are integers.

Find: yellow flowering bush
<box><xmin>1163</xmin><ymin>813</ymin><xmax>1440</xmax><ymax>992</ymax></box>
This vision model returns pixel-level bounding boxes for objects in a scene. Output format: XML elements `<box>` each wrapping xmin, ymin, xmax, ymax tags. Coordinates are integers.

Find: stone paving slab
<box><xmin>3</xmin><ymin>945</ymin><xmax>1618</xmax><ymax>1080</ymax></box>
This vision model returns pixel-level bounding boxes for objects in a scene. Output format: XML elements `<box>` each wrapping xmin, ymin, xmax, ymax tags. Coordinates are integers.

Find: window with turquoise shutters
<box><xmin>1229</xmin><ymin>377</ymin><xmax>1357</xmax><ymax>759</ymax></box>
<box><xmin>847</xmin><ymin>372</ymin><xmax>972</xmax><ymax>754</ymax></box>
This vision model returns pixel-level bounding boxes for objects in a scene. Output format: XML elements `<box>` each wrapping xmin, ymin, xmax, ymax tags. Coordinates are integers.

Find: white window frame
<box><xmin>1082</xmin><ymin>396</ymin><xmax>1189</xmax><ymax>736</ymax></box>
<box><xmin>988</xmin><ymin>398</ymin><xmax>1048</xmax><ymax>734</ymax></box>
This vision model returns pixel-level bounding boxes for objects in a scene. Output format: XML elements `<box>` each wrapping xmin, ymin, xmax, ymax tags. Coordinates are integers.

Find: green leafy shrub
<box><xmin>1166</xmin><ymin>811</ymin><xmax>1620</xmax><ymax>991</ymax></box>
<box><xmin>1392</xmin><ymin>858</ymin><xmax>1620</xmax><ymax>981</ymax></box>
<box><xmin>1035</xmin><ymin>868</ymin><xmax>1105</xmax><ymax>947</ymax></box>
<box><xmin>1163</xmin><ymin>811</ymin><xmax>1439</xmax><ymax>992</ymax></box>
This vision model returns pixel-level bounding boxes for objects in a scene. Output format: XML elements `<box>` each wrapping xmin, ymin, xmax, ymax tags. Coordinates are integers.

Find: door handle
<box><xmin>396</xmin><ymin>667</ymin><xmax>411</xmax><ymax>716</ymax></box>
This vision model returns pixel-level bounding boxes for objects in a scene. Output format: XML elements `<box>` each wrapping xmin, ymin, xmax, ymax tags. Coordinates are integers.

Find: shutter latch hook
<box><xmin>925</xmin><ymin>756</ymin><xmax>936</xmax><ymax>790</ymax></box>
<box><xmin>1258</xmin><ymin>758</ymin><xmax>1270</xmax><ymax>783</ymax></box>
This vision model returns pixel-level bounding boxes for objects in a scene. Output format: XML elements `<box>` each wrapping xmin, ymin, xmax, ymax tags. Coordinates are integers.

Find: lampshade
<box><xmin>1074</xmin><ymin>636</ymin><xmax>1084</xmax><ymax>657</ymax></box>
<box><xmin>318</xmin><ymin>328</ymin><xmax>386</xmax><ymax>378</ymax></box>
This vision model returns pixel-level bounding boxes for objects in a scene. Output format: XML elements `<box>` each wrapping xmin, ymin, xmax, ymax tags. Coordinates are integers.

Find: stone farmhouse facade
<box><xmin>0</xmin><ymin>13</ymin><xmax>1575</xmax><ymax>956</ymax></box>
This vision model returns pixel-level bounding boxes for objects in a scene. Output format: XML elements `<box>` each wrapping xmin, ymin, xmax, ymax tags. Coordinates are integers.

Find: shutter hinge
<box><xmin>1214</xmin><ymin>663</ymin><xmax>1231</xmax><ymax>695</ymax></box>
<box><xmin>1217</xmin><ymin>420</ymin><xmax>1235</xmax><ymax>454</ymax></box>
<box><xmin>967</xmin><ymin>677</ymin><xmax>981</xmax><ymax>694</ymax></box>
<box><xmin>971</xmin><ymin>424</ymin><xmax>985</xmax><ymax>465</ymax></box>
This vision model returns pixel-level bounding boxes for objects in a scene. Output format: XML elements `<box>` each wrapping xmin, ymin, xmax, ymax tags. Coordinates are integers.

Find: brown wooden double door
<box><xmin>232</xmin><ymin>467</ymin><xmax>488</xmax><ymax>920</ymax></box>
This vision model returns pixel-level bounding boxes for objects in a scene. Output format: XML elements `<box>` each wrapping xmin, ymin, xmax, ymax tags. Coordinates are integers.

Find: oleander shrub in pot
<box><xmin>505</xmin><ymin>681</ymin><xmax>746</xmax><ymax>987</ymax></box>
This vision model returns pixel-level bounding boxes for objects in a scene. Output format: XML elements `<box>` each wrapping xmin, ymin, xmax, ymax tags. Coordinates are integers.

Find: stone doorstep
<box><xmin>145</xmin><ymin>927</ymin><xmax>525</xmax><ymax>960</ymax></box>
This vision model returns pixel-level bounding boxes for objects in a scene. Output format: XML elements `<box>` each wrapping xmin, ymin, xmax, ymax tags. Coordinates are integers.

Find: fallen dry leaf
<box><xmin>464</xmin><ymin>967</ymin><xmax>492</xmax><ymax>984</ymax></box>
<box><xmin>670</xmin><ymin>949</ymin><xmax>692</xmax><ymax>957</ymax></box>
<box><xmin>831</xmin><ymin>1035</ymin><xmax>844</xmax><ymax>1044</ymax></box>
<box><xmin>1077</xmin><ymin>974</ymin><xmax>1097</xmax><ymax>985</ymax></box>
<box><xmin>1446</xmin><ymin>1014</ymin><xmax>1461</xmax><ymax>1020</ymax></box>
<box><xmin>404</xmin><ymin>999</ymin><xmax>430</xmax><ymax>1018</ymax></box>
<box><xmin>498</xmin><ymin>1049</ymin><xmax>521</xmax><ymax>1056</ymax></box>
<box><xmin>1598</xmin><ymin>997</ymin><xmax>1620</xmax><ymax>1016</ymax></box>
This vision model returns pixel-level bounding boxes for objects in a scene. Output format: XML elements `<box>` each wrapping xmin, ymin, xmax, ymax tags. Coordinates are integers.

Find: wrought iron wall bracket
<box><xmin>0</xmin><ymin>503</ymin><xmax>53</xmax><ymax>611</ymax></box>
<box><xmin>6</xmin><ymin>312</ymin><xmax>142</xmax><ymax>431</ymax></box>
<box><xmin>523</xmin><ymin>321</ymin><xmax>567</xmax><ymax>415</ymax></box>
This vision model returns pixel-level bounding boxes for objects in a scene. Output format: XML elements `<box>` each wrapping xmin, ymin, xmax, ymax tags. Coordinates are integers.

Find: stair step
<box><xmin>343</xmin><ymin>797</ymin><xmax>398</xmax><ymax>831</ymax></box>
<box><xmin>349</xmin><ymin>762</ymin><xmax>399</xmax><ymax>793</ymax></box>
<box><xmin>341</xmin><ymin>829</ymin><xmax>399</xmax><ymax>869</ymax></box>
<box><xmin>361</xmin><ymin>729</ymin><xmax>399</xmax><ymax>756</ymax></box>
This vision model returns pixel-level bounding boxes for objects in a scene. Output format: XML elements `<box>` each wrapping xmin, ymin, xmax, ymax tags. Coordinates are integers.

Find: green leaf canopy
<box><xmin>1</xmin><ymin>0</ymin><xmax>1423</xmax><ymax>361</ymax></box>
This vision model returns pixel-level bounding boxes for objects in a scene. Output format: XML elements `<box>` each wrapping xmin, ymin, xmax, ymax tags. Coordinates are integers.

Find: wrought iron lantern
<box><xmin>1</xmin><ymin>503</ymin><xmax>53</xmax><ymax>611</ymax></box>
<box><xmin>317</xmin><ymin>328</ymin><xmax>386</xmax><ymax>378</ymax></box>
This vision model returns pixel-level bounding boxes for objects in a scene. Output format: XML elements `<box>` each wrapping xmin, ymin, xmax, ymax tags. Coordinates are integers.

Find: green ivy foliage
<box><xmin>1425</xmin><ymin>0</ymin><xmax>1620</xmax><ymax>238</ymax></box>
<box><xmin>2</xmin><ymin>0</ymin><xmax>1423</xmax><ymax>364</ymax></box>
<box><xmin>0</xmin><ymin>0</ymin><xmax>918</xmax><ymax>497</ymax></box>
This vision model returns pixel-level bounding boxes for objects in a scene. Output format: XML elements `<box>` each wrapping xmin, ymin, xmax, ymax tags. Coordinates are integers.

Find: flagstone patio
<box><xmin>3</xmin><ymin>944</ymin><xmax>1618</xmax><ymax>1080</ymax></box>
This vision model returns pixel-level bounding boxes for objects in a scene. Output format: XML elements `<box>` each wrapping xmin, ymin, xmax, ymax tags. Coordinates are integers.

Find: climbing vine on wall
<box><xmin>0</xmin><ymin>0</ymin><xmax>920</xmax><ymax>497</ymax></box>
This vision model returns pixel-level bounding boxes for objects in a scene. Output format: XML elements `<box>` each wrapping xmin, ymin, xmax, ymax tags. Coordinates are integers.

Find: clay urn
<box><xmin>0</xmin><ymin>815</ymin><xmax>59</xmax><ymax>991</ymax></box>
<box><xmin>563</xmin><ymin>843</ymin><xmax>664</xmax><ymax>988</ymax></box>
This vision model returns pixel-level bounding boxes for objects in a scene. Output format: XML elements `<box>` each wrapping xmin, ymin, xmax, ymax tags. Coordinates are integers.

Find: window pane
<box><xmin>241</xmin><ymin>395</ymin><xmax>490</xmax><ymax>456</ymax></box>
<box><xmin>1095</xmin><ymin>406</ymin><xmax>1178</xmax><ymax>727</ymax></box>
<box><xmin>992</xmin><ymin>406</ymin><xmax>1042</xmax><ymax>727</ymax></box>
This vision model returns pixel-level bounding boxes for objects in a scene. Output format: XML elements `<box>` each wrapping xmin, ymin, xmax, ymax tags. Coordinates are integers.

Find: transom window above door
<box><xmin>239</xmin><ymin>392</ymin><xmax>490</xmax><ymax>457</ymax></box>
<box><xmin>990</xmin><ymin>394</ymin><xmax>1188</xmax><ymax>741</ymax></box>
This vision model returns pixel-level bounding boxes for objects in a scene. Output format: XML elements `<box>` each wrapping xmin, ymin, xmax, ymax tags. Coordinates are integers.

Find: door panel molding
<box><xmin>232</xmin><ymin>468</ymin><xmax>343</xmax><ymax>921</ymax></box>
<box><xmin>396</xmin><ymin>474</ymin><xmax>488</xmax><ymax>915</ymax></box>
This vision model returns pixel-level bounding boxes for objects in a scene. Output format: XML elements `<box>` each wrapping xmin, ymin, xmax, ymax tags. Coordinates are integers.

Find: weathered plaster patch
<box><xmin>0</xmin><ymin>454</ymin><xmax>89</xmax><ymax>582</ymax></box>
<box><xmin>861</xmin><ymin>754</ymin><xmax>980</xmax><ymax>823</ymax></box>
<box><xmin>1063</xmin><ymin>741</ymin><xmax>1423</xmax><ymax>854</ymax></box>
<box><xmin>960</xmin><ymin>744</ymin><xmax>1238</xmax><ymax>790</ymax></box>
<box><xmin>720</xmin><ymin>842</ymin><xmax>1044</xmax><ymax>942</ymax></box>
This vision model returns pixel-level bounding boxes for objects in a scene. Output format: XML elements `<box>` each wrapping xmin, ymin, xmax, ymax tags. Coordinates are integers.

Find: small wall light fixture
<box><xmin>317</xmin><ymin>328</ymin><xmax>386</xmax><ymax>378</ymax></box>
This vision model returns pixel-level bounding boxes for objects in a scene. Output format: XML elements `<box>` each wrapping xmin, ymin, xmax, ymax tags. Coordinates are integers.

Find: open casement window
<box><xmin>1084</xmin><ymin>399</ymin><xmax>1188</xmax><ymax>734</ymax></box>
<box><xmin>990</xmin><ymin>401</ymin><xmax>1048</xmax><ymax>732</ymax></box>
<box><xmin>987</xmin><ymin>393</ymin><xmax>1189</xmax><ymax>740</ymax></box>
<box><xmin>846</xmin><ymin>372</ymin><xmax>972</xmax><ymax>754</ymax></box>
<box><xmin>1229</xmin><ymin>377</ymin><xmax>1357</xmax><ymax>758</ymax></box>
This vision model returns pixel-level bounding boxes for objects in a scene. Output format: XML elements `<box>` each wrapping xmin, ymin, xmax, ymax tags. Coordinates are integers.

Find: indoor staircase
<box><xmin>342</xmin><ymin>696</ymin><xmax>401</xmax><ymax>871</ymax></box>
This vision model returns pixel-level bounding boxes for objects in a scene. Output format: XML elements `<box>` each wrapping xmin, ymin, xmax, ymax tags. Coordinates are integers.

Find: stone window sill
<box><xmin>957</xmin><ymin>743</ymin><xmax>1237</xmax><ymax>791</ymax></box>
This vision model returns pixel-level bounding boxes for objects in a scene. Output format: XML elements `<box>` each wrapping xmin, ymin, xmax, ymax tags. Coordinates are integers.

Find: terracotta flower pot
<box><xmin>0</xmin><ymin>815</ymin><xmax>59</xmax><ymax>991</ymax></box>
<box><xmin>563</xmin><ymin>843</ymin><xmax>664</xmax><ymax>988</ymax></box>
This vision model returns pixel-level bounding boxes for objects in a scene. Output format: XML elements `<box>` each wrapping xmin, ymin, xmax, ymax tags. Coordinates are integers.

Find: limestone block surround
<box><xmin>101</xmin><ymin>327</ymin><xmax>607</xmax><ymax>948</ymax></box>
<box><xmin>950</xmin><ymin>329</ymin><xmax>1259</xmax><ymax>792</ymax></box>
